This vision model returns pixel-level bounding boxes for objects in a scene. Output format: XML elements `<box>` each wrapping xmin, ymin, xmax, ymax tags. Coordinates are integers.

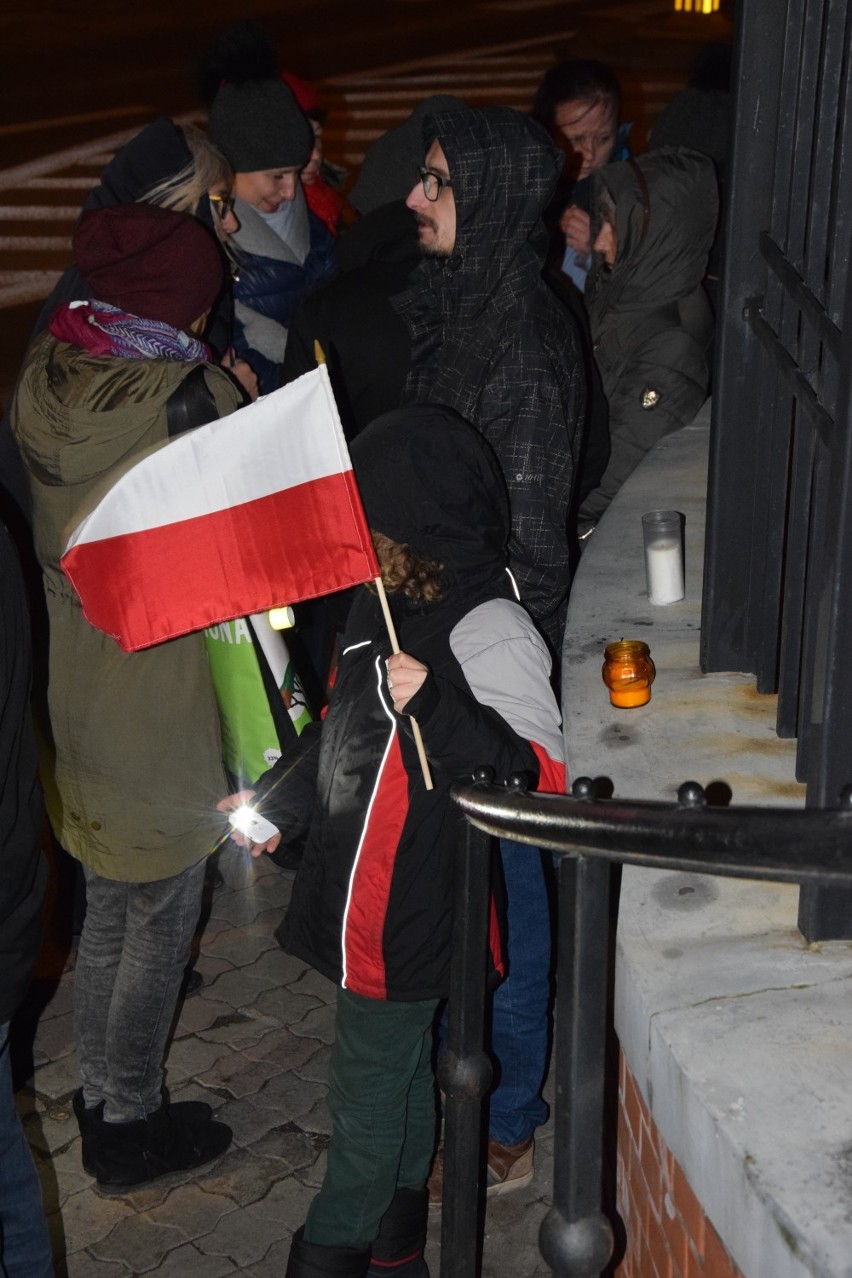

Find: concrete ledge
<box><xmin>562</xmin><ymin>403</ymin><xmax>852</xmax><ymax>1278</ymax></box>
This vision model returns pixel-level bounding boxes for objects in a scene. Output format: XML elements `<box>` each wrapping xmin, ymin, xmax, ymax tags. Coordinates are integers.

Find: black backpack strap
<box><xmin>165</xmin><ymin>365</ymin><xmax>218</xmax><ymax>438</ymax></box>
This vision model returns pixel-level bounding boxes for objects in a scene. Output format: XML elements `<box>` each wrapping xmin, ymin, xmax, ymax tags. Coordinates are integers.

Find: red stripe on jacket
<box><xmin>341</xmin><ymin>729</ymin><xmax>410</xmax><ymax>998</ymax></box>
<box><xmin>532</xmin><ymin>742</ymin><xmax>567</xmax><ymax>794</ymax></box>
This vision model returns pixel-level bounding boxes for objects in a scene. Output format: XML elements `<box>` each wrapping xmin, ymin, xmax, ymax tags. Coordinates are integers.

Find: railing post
<box><xmin>440</xmin><ymin>811</ymin><xmax>494</xmax><ymax>1278</ymax></box>
<box><xmin>539</xmin><ymin>826</ymin><xmax>614</xmax><ymax>1275</ymax></box>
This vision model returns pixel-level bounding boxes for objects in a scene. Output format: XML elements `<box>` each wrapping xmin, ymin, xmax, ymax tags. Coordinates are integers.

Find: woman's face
<box><xmin>233</xmin><ymin>168</ymin><xmax>300</xmax><ymax>212</ymax></box>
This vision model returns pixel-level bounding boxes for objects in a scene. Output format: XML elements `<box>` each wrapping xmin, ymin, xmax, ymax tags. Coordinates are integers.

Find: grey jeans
<box><xmin>73</xmin><ymin>859</ymin><xmax>206</xmax><ymax>1123</ymax></box>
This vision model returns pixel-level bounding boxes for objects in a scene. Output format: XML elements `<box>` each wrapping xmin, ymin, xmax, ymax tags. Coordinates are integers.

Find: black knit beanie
<box><xmin>209</xmin><ymin>79</ymin><xmax>313</xmax><ymax>172</ymax></box>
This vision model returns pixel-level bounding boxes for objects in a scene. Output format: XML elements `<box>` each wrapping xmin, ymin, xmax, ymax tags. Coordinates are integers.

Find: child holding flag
<box><xmin>221</xmin><ymin>405</ymin><xmax>565</xmax><ymax>1278</ymax></box>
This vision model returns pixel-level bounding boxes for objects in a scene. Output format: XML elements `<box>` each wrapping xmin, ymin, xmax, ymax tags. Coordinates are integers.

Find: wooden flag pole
<box><xmin>315</xmin><ymin>337</ymin><xmax>433</xmax><ymax>791</ymax></box>
<box><xmin>374</xmin><ymin>576</ymin><xmax>434</xmax><ymax>791</ymax></box>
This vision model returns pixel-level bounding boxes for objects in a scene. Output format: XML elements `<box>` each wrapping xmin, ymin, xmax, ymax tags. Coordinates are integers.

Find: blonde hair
<box><xmin>371</xmin><ymin>532</ymin><xmax>444</xmax><ymax>605</ymax></box>
<box><xmin>141</xmin><ymin>125</ymin><xmax>232</xmax><ymax>215</ymax></box>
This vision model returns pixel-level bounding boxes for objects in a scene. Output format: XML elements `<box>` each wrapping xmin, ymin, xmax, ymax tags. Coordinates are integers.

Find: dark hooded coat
<box><xmin>258</xmin><ymin>406</ymin><xmax>565</xmax><ymax>1001</ymax></box>
<box><xmin>579</xmin><ymin>147</ymin><xmax>718</xmax><ymax>523</ymax></box>
<box><xmin>393</xmin><ymin>107</ymin><xmax>586</xmax><ymax>641</ymax></box>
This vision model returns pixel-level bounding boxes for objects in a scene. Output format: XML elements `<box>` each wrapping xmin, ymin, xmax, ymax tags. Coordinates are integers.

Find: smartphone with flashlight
<box><xmin>227</xmin><ymin>804</ymin><xmax>279</xmax><ymax>844</ymax></box>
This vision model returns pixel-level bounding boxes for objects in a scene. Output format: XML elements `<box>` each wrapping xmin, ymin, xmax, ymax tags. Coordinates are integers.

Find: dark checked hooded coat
<box><xmin>393</xmin><ymin>107</ymin><xmax>586</xmax><ymax>643</ymax></box>
<box><xmin>258</xmin><ymin>406</ymin><xmax>565</xmax><ymax>1002</ymax></box>
<box><xmin>579</xmin><ymin>147</ymin><xmax>718</xmax><ymax>524</ymax></box>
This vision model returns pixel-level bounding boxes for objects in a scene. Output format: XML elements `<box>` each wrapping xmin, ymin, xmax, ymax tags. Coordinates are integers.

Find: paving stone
<box><xmin>90</xmin><ymin>1214</ymin><xmax>187</xmax><ymax>1271</ymax></box>
<box><xmin>296</xmin><ymin>1144</ymin><xmax>327</xmax><ymax>1189</ymax></box>
<box><xmin>174</xmin><ymin>997</ymin><xmax>235</xmax><ymax>1037</ymax></box>
<box><xmin>249</xmin><ymin>1172</ymin><xmax>316</xmax><ymax>1229</ymax></box>
<box><xmin>293</xmin><ymin>1094</ymin><xmax>333</xmax><ymax>1137</ymax></box>
<box><xmin>201</xmin><ymin>967</ymin><xmax>281</xmax><ymax>1010</ymax></box>
<box><xmin>196</xmin><ymin>913</ymin><xmax>233</xmax><ymax>939</ymax></box>
<box><xmin>198</xmin><ymin>1143</ymin><xmax>295</xmax><ymax>1205</ymax></box>
<box><xmin>39</xmin><ymin>977</ymin><xmax>76</xmax><ymax>1020</ymax></box>
<box><xmin>293</xmin><ymin>1042</ymin><xmax>332</xmax><ymax>1087</ymax></box>
<box><xmin>60</xmin><ymin>1186</ymin><xmax>134</xmax><ymax>1255</ymax></box>
<box><xmin>33</xmin><ymin>1008</ymin><xmax>76</xmax><ymax>1061</ymax></box>
<box><xmin>207</xmin><ymin>892</ymin><xmax>269</xmax><ymax>928</ymax></box>
<box><xmin>237</xmin><ymin>1234</ymin><xmax>295</xmax><ymax>1275</ymax></box>
<box><xmin>197</xmin><ymin>1049</ymin><xmax>286</xmax><ymax>1099</ymax></box>
<box><xmin>22</xmin><ymin>1099</ymin><xmax>80</xmax><ymax>1157</ymax></box>
<box><xmin>287</xmin><ymin>967</ymin><xmax>337</xmax><ymax>1005</ymax></box>
<box><xmin>251</xmin><ymin>1070</ymin><xmax>327</xmax><ymax>1124</ymax></box>
<box><xmin>248</xmin><ymin>1123</ymin><xmax>325</xmax><ymax>1174</ymax></box>
<box><xmin>27</xmin><ymin>1052</ymin><xmax>82</xmax><ymax>1105</ymax></box>
<box><xmin>288</xmin><ymin>1001</ymin><xmax>337</xmax><ymax>1045</ymax></box>
<box><xmin>65</xmin><ymin>1249</ymin><xmax>132</xmax><ymax>1277</ymax></box>
<box><xmin>167</xmin><ymin>1080</ymin><xmax>228</xmax><ymax>1113</ymax></box>
<box><xmin>241</xmin><ymin>1026</ymin><xmax>323</xmax><ymax>1071</ymax></box>
<box><xmin>195</xmin><ymin>1198</ymin><xmax>295</xmax><ymax>1268</ymax></box>
<box><xmin>196</xmin><ymin>1007</ymin><xmax>281</xmax><ymax>1051</ymax></box>
<box><xmin>216</xmin><ymin>1096</ymin><xmax>293</xmax><ymax>1148</ymax></box>
<box><xmin>35</xmin><ymin>1136</ymin><xmax>91</xmax><ymax>1211</ymax></box>
<box><xmin>161</xmin><ymin>1035</ymin><xmax>233</xmax><ymax>1089</ymax></box>
<box><xmin>253</xmin><ymin>985</ymin><xmax>323</xmax><ymax>1028</ymax></box>
<box><xmin>143</xmin><ymin>1241</ymin><xmax>237</xmax><ymax>1277</ymax></box>
<box><xmin>148</xmin><ymin>1183</ymin><xmax>238</xmax><ymax>1238</ymax></box>
<box><xmin>201</xmin><ymin>925</ymin><xmax>277</xmax><ymax>967</ymax></box>
<box><xmin>191</xmin><ymin>955</ymin><xmax>234</xmax><ymax>982</ymax></box>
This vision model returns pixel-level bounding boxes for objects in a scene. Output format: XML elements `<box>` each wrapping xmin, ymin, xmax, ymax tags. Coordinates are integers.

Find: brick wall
<box><xmin>615</xmin><ymin>1051</ymin><xmax>745</xmax><ymax>1278</ymax></box>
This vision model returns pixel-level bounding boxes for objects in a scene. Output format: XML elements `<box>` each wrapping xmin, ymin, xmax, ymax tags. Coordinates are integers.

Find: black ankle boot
<box><xmin>285</xmin><ymin>1225</ymin><xmax>371</xmax><ymax>1277</ymax></box>
<box><xmin>94</xmin><ymin>1101</ymin><xmax>231</xmax><ymax>1191</ymax></box>
<box><xmin>73</xmin><ymin>1088</ymin><xmax>214</xmax><ymax>1177</ymax></box>
<box><xmin>367</xmin><ymin>1188</ymin><xmax>429</xmax><ymax>1276</ymax></box>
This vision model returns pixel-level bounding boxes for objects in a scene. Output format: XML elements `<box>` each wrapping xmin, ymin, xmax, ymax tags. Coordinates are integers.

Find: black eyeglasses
<box><xmin>209</xmin><ymin>192</ymin><xmax>236</xmax><ymax>221</ymax></box>
<box><xmin>417</xmin><ymin>166</ymin><xmax>453</xmax><ymax>202</ymax></box>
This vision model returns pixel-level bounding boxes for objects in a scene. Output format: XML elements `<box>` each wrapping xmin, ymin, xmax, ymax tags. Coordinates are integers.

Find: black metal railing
<box><xmin>701</xmin><ymin>0</ymin><xmax>852</xmax><ymax>938</ymax></box>
<box><xmin>440</xmin><ymin>774</ymin><xmax>852</xmax><ymax>1278</ymax></box>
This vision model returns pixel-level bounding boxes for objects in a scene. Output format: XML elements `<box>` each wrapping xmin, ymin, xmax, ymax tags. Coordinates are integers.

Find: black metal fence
<box><xmin>701</xmin><ymin>0</ymin><xmax>852</xmax><ymax>938</ymax></box>
<box><xmin>441</xmin><ymin>776</ymin><xmax>852</xmax><ymax>1278</ymax></box>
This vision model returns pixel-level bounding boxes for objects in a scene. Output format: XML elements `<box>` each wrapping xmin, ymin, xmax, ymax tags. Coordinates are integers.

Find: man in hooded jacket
<box><xmin>578</xmin><ymin>147</ymin><xmax>718</xmax><ymax>530</ymax></box>
<box><xmin>396</xmin><ymin>105</ymin><xmax>585</xmax><ymax>1199</ymax></box>
<box><xmin>398</xmin><ymin>104</ymin><xmax>585</xmax><ymax>650</ymax></box>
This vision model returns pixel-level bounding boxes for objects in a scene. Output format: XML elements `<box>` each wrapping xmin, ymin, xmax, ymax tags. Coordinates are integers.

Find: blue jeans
<box><xmin>0</xmin><ymin>1024</ymin><xmax>53</xmax><ymax>1277</ymax></box>
<box><xmin>487</xmin><ymin>839</ymin><xmax>552</xmax><ymax>1146</ymax></box>
<box><xmin>73</xmin><ymin>860</ymin><xmax>206</xmax><ymax>1123</ymax></box>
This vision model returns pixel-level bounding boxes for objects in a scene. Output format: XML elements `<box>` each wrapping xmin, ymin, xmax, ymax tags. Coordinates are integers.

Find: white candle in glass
<box><xmin>642</xmin><ymin>511</ymin><xmax>685</xmax><ymax>605</ymax></box>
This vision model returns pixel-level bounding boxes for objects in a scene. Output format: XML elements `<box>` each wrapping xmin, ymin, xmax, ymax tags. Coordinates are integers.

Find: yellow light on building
<box><xmin>674</xmin><ymin>0</ymin><xmax>720</xmax><ymax>11</ymax></box>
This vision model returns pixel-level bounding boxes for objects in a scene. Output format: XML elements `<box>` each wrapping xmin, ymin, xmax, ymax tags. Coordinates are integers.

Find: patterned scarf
<box><xmin>48</xmin><ymin>300</ymin><xmax>210</xmax><ymax>363</ymax></box>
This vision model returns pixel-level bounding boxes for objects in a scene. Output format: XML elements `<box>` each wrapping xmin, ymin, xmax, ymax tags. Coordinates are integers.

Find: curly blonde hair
<box><xmin>371</xmin><ymin>532</ymin><xmax>444</xmax><ymax>605</ymax></box>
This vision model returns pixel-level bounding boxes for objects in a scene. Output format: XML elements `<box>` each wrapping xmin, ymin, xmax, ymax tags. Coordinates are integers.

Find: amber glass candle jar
<box><xmin>602</xmin><ymin>640</ymin><xmax>656</xmax><ymax>708</ymax></box>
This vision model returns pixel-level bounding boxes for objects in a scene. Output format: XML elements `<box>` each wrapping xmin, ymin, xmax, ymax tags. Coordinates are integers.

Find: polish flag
<box><xmin>61</xmin><ymin>365</ymin><xmax>379</xmax><ymax>652</ymax></box>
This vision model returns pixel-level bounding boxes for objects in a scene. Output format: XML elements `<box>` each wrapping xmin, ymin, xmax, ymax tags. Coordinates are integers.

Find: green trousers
<box><xmin>305</xmin><ymin>988</ymin><xmax>439</xmax><ymax>1249</ymax></box>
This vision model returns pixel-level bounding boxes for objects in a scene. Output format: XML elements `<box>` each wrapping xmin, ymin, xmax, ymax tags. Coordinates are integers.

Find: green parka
<box><xmin>12</xmin><ymin>334</ymin><xmax>243</xmax><ymax>881</ymax></box>
<box><xmin>580</xmin><ymin>147</ymin><xmax>718</xmax><ymax>524</ymax></box>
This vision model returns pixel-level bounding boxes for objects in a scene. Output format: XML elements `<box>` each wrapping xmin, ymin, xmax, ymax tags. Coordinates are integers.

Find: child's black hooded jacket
<box><xmin>257</xmin><ymin>405</ymin><xmax>565</xmax><ymax>1001</ymax></box>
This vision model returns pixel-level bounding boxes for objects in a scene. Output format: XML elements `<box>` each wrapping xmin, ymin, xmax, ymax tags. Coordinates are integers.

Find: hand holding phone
<box><xmin>227</xmin><ymin>805</ymin><xmax>279</xmax><ymax>844</ymax></box>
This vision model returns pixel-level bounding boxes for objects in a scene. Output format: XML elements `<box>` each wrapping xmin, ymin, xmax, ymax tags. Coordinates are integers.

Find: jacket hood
<box><xmin>83</xmin><ymin>118</ymin><xmax>192</xmax><ymax>212</ymax></box>
<box><xmin>13</xmin><ymin>333</ymin><xmax>193</xmax><ymax>489</ymax></box>
<box><xmin>416</xmin><ymin>106</ymin><xmax>562</xmax><ymax>325</ymax></box>
<box><xmin>587</xmin><ymin>147</ymin><xmax>718</xmax><ymax>314</ymax></box>
<box><xmin>350</xmin><ymin>404</ymin><xmax>510</xmax><ymax>610</ymax></box>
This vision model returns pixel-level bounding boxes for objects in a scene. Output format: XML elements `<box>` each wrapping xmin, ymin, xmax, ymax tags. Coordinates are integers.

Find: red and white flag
<box><xmin>61</xmin><ymin>366</ymin><xmax>379</xmax><ymax>652</ymax></box>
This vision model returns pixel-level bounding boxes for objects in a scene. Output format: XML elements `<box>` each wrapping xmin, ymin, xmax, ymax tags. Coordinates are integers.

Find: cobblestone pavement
<box><xmin>18</xmin><ymin>843</ymin><xmax>555</xmax><ymax>1277</ymax></box>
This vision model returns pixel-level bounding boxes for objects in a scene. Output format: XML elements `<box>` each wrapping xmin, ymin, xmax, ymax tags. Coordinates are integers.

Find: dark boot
<box><xmin>285</xmin><ymin>1225</ymin><xmax>371</xmax><ymax>1277</ymax></box>
<box><xmin>94</xmin><ymin>1101</ymin><xmax>231</xmax><ymax>1192</ymax></box>
<box><xmin>73</xmin><ymin>1088</ymin><xmax>214</xmax><ymax>1177</ymax></box>
<box><xmin>367</xmin><ymin>1188</ymin><xmax>429</xmax><ymax>1276</ymax></box>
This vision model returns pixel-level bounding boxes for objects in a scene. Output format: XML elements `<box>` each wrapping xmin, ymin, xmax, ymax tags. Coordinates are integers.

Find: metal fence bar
<box><xmin>440</xmin><ymin>813</ymin><xmax>494</xmax><ymax>1278</ymax></box>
